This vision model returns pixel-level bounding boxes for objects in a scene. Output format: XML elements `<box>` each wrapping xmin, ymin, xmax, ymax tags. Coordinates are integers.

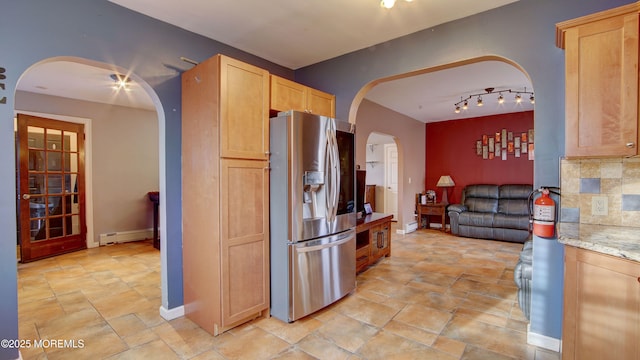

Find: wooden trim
<box><xmin>556</xmin><ymin>1</ymin><xmax>640</xmax><ymax>49</ymax></box>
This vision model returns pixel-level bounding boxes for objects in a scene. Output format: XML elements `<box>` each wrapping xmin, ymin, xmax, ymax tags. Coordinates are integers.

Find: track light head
<box><xmin>515</xmin><ymin>93</ymin><xmax>522</xmax><ymax>103</ymax></box>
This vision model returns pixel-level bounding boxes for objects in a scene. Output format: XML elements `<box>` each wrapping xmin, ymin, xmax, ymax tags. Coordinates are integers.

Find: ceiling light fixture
<box><xmin>453</xmin><ymin>87</ymin><xmax>534</xmax><ymax>114</ymax></box>
<box><xmin>380</xmin><ymin>0</ymin><xmax>413</xmax><ymax>9</ymax></box>
<box><xmin>110</xmin><ymin>73</ymin><xmax>131</xmax><ymax>90</ymax></box>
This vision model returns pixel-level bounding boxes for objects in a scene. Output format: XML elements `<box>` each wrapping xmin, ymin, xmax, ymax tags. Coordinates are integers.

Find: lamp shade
<box><xmin>436</xmin><ymin>175</ymin><xmax>455</xmax><ymax>187</ymax></box>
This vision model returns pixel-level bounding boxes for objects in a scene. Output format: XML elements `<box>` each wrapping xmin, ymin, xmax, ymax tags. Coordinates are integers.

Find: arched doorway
<box><xmin>13</xmin><ymin>56</ymin><xmax>167</xmax><ymax>320</ymax></box>
<box><xmin>364</xmin><ymin>132</ymin><xmax>399</xmax><ymax>220</ymax></box>
<box><xmin>351</xmin><ymin>56</ymin><xmax>534</xmax><ymax>234</ymax></box>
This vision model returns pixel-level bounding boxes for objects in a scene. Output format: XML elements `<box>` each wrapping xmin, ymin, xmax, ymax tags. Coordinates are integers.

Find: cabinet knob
<box><xmin>626</xmin><ymin>142</ymin><xmax>635</xmax><ymax>148</ymax></box>
<box><xmin>637</xmin><ymin>277</ymin><xmax>640</xmax><ymax>284</ymax></box>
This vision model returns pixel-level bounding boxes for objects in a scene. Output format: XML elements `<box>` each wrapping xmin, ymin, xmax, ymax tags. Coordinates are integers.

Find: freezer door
<box><xmin>289</xmin><ymin>229</ymin><xmax>356</xmax><ymax>322</ymax></box>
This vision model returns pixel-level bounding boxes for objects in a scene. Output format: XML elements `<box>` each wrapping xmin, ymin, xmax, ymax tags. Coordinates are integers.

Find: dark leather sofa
<box><xmin>447</xmin><ymin>184</ymin><xmax>532</xmax><ymax>243</ymax></box>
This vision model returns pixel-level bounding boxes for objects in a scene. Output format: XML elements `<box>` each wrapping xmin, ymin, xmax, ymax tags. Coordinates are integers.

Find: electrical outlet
<box><xmin>592</xmin><ymin>196</ymin><xmax>608</xmax><ymax>216</ymax></box>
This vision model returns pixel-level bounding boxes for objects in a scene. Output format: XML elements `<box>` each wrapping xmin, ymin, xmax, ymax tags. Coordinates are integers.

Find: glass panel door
<box><xmin>17</xmin><ymin>114</ymin><xmax>85</xmax><ymax>262</ymax></box>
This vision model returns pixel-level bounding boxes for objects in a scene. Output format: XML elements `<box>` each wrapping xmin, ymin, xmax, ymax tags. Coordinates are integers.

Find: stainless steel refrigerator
<box><xmin>270</xmin><ymin>110</ymin><xmax>356</xmax><ymax>322</ymax></box>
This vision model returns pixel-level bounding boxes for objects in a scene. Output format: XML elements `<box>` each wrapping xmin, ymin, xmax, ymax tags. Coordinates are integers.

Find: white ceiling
<box><xmin>17</xmin><ymin>0</ymin><xmax>533</xmax><ymax>123</ymax></box>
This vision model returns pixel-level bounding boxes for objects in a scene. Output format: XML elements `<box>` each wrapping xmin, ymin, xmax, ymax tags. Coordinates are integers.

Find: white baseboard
<box><xmin>527</xmin><ymin>324</ymin><xmax>562</xmax><ymax>352</ymax></box>
<box><xmin>160</xmin><ymin>305</ymin><xmax>184</xmax><ymax>321</ymax></box>
<box><xmin>99</xmin><ymin>229</ymin><xmax>154</xmax><ymax>245</ymax></box>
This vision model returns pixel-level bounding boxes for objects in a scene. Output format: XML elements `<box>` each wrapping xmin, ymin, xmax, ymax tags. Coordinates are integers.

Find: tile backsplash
<box><xmin>560</xmin><ymin>158</ymin><xmax>640</xmax><ymax>227</ymax></box>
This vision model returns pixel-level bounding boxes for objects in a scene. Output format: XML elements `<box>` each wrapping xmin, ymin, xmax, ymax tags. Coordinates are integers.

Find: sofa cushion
<box><xmin>497</xmin><ymin>185</ymin><xmax>532</xmax><ymax>216</ymax></box>
<box><xmin>498</xmin><ymin>199</ymin><xmax>529</xmax><ymax>216</ymax></box>
<box><xmin>493</xmin><ymin>213</ymin><xmax>529</xmax><ymax>230</ymax></box>
<box><xmin>463</xmin><ymin>185</ymin><xmax>499</xmax><ymax>213</ymax></box>
<box><xmin>498</xmin><ymin>184</ymin><xmax>533</xmax><ymax>199</ymax></box>
<box><xmin>465</xmin><ymin>198</ymin><xmax>499</xmax><ymax>213</ymax></box>
<box><xmin>458</xmin><ymin>212</ymin><xmax>494</xmax><ymax>227</ymax></box>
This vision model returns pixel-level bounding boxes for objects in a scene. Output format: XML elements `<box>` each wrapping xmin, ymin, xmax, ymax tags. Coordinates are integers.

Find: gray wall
<box><xmin>356</xmin><ymin>100</ymin><xmax>426</xmax><ymax>228</ymax></box>
<box><xmin>296</xmin><ymin>0</ymin><xmax>634</xmax><ymax>345</ymax></box>
<box><xmin>1</xmin><ymin>1</ymin><xmax>292</xmax><ymax>358</ymax></box>
<box><xmin>0</xmin><ymin>1</ymin><xmax>635</xmax><ymax>358</ymax></box>
<box><xmin>15</xmin><ymin>92</ymin><xmax>159</xmax><ymax>243</ymax></box>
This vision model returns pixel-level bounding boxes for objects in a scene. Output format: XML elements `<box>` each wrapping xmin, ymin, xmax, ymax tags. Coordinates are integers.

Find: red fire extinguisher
<box><xmin>532</xmin><ymin>188</ymin><xmax>556</xmax><ymax>238</ymax></box>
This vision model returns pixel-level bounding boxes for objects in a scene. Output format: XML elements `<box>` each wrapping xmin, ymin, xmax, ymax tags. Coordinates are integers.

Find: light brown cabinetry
<box><xmin>562</xmin><ymin>246</ymin><xmax>640</xmax><ymax>360</ymax></box>
<box><xmin>182</xmin><ymin>54</ymin><xmax>270</xmax><ymax>335</ymax></box>
<box><xmin>270</xmin><ymin>75</ymin><xmax>336</xmax><ymax>117</ymax></box>
<box><xmin>355</xmin><ymin>213</ymin><xmax>392</xmax><ymax>273</ymax></box>
<box><xmin>556</xmin><ymin>3</ymin><xmax>640</xmax><ymax>157</ymax></box>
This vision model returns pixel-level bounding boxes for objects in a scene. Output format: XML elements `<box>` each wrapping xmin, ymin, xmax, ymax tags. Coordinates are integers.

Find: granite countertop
<box><xmin>557</xmin><ymin>222</ymin><xmax>640</xmax><ymax>262</ymax></box>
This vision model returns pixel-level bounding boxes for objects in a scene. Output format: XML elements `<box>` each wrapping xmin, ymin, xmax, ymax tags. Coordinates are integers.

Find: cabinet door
<box><xmin>369</xmin><ymin>222</ymin><xmax>390</xmax><ymax>261</ymax></box>
<box><xmin>563</xmin><ymin>246</ymin><xmax>640</xmax><ymax>360</ymax></box>
<box><xmin>220</xmin><ymin>159</ymin><xmax>270</xmax><ymax>328</ymax></box>
<box><xmin>270</xmin><ymin>75</ymin><xmax>306</xmax><ymax>113</ymax></box>
<box><xmin>564</xmin><ymin>12</ymin><xmax>639</xmax><ymax>157</ymax></box>
<box><xmin>369</xmin><ymin>224</ymin><xmax>381</xmax><ymax>261</ymax></box>
<box><xmin>307</xmin><ymin>87</ymin><xmax>336</xmax><ymax>118</ymax></box>
<box><xmin>220</xmin><ymin>56</ymin><xmax>270</xmax><ymax>160</ymax></box>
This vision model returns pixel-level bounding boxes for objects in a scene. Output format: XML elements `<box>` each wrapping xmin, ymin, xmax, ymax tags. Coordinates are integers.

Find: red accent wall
<box><xmin>425</xmin><ymin>111</ymin><xmax>534</xmax><ymax>204</ymax></box>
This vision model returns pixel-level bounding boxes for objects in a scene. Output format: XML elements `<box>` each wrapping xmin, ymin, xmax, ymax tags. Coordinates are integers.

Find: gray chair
<box><xmin>514</xmin><ymin>240</ymin><xmax>533</xmax><ymax>320</ymax></box>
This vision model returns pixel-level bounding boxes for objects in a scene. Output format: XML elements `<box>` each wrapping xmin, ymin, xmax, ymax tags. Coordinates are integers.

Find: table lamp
<box><xmin>436</xmin><ymin>175</ymin><xmax>455</xmax><ymax>204</ymax></box>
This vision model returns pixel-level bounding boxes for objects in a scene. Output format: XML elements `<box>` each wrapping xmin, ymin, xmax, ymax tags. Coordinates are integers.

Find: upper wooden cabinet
<box><xmin>556</xmin><ymin>3</ymin><xmax>640</xmax><ymax>157</ymax></box>
<box><xmin>220</xmin><ymin>56</ymin><xmax>270</xmax><ymax>160</ymax></box>
<box><xmin>270</xmin><ymin>75</ymin><xmax>336</xmax><ymax>117</ymax></box>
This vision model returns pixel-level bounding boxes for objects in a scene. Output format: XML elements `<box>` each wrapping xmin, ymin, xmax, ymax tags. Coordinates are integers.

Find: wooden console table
<box><xmin>355</xmin><ymin>213</ymin><xmax>393</xmax><ymax>273</ymax></box>
<box><xmin>147</xmin><ymin>191</ymin><xmax>160</xmax><ymax>250</ymax></box>
<box><xmin>417</xmin><ymin>203</ymin><xmax>446</xmax><ymax>231</ymax></box>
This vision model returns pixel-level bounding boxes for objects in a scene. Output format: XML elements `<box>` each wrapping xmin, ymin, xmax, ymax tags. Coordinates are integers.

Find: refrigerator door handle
<box><xmin>333</xmin><ymin>127</ymin><xmax>342</xmax><ymax>219</ymax></box>
<box><xmin>325</xmin><ymin>125</ymin><xmax>340</xmax><ymax>223</ymax></box>
<box><xmin>331</xmin><ymin>125</ymin><xmax>340</xmax><ymax>221</ymax></box>
<box><xmin>293</xmin><ymin>231</ymin><xmax>354</xmax><ymax>253</ymax></box>
<box><xmin>324</xmin><ymin>128</ymin><xmax>334</xmax><ymax>221</ymax></box>
<box><xmin>324</xmin><ymin>121</ymin><xmax>340</xmax><ymax>223</ymax></box>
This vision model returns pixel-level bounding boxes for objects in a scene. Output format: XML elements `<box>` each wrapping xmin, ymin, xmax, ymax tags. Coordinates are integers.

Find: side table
<box><xmin>147</xmin><ymin>191</ymin><xmax>160</xmax><ymax>250</ymax></box>
<box><xmin>417</xmin><ymin>203</ymin><xmax>446</xmax><ymax>231</ymax></box>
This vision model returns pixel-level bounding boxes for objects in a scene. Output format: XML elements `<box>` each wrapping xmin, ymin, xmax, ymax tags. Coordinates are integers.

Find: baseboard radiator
<box><xmin>99</xmin><ymin>229</ymin><xmax>153</xmax><ymax>246</ymax></box>
<box><xmin>404</xmin><ymin>221</ymin><xmax>418</xmax><ymax>234</ymax></box>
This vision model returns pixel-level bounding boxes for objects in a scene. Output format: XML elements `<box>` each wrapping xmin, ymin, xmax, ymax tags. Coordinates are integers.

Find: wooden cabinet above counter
<box><xmin>556</xmin><ymin>2</ymin><xmax>640</xmax><ymax>158</ymax></box>
<box><xmin>270</xmin><ymin>75</ymin><xmax>336</xmax><ymax>118</ymax></box>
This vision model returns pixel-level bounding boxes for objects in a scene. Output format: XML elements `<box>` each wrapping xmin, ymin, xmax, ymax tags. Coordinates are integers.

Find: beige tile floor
<box><xmin>17</xmin><ymin>228</ymin><xmax>560</xmax><ymax>360</ymax></box>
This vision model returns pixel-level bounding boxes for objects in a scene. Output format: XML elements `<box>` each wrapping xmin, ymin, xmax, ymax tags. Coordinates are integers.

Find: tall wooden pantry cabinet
<box><xmin>181</xmin><ymin>54</ymin><xmax>270</xmax><ymax>335</ymax></box>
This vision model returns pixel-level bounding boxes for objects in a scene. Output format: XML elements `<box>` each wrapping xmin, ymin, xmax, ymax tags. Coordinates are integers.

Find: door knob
<box><xmin>22</xmin><ymin>194</ymin><xmax>31</xmax><ymax>200</ymax></box>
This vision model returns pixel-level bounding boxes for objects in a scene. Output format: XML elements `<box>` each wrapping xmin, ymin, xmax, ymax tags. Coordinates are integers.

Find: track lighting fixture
<box><xmin>453</xmin><ymin>87</ymin><xmax>534</xmax><ymax>113</ymax></box>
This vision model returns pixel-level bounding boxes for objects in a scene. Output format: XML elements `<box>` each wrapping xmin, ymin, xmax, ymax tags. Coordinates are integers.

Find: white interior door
<box><xmin>384</xmin><ymin>144</ymin><xmax>398</xmax><ymax>220</ymax></box>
